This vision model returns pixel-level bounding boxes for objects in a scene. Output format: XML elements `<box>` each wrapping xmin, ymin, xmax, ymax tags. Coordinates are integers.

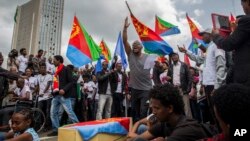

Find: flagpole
<box><xmin>125</xmin><ymin>1</ymin><xmax>133</xmax><ymax>14</ymax></box>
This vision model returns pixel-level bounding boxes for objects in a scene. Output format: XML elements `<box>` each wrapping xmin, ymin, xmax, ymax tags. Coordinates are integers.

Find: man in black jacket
<box><xmin>111</xmin><ymin>62</ymin><xmax>127</xmax><ymax>117</ymax></box>
<box><xmin>0</xmin><ymin>53</ymin><xmax>9</xmax><ymax>108</ymax></box>
<box><xmin>168</xmin><ymin>53</ymin><xmax>192</xmax><ymax>118</ymax></box>
<box><xmin>212</xmin><ymin>0</ymin><xmax>250</xmax><ymax>87</ymax></box>
<box><xmin>48</xmin><ymin>55</ymin><xmax>79</xmax><ymax>136</ymax></box>
<box><xmin>96</xmin><ymin>61</ymin><xmax>116</xmax><ymax>120</ymax></box>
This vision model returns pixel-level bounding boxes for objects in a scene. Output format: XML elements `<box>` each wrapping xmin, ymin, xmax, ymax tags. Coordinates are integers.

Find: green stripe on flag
<box><xmin>157</xmin><ymin>16</ymin><xmax>175</xmax><ymax>28</ymax></box>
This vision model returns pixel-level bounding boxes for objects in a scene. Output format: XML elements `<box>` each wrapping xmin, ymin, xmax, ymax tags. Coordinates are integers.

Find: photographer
<box><xmin>7</xmin><ymin>49</ymin><xmax>19</xmax><ymax>70</ymax></box>
<box><xmin>212</xmin><ymin>0</ymin><xmax>250</xmax><ymax>87</ymax></box>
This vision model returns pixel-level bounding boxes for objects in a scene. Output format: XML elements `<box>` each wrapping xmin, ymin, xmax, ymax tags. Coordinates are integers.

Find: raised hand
<box><xmin>177</xmin><ymin>45</ymin><xmax>187</xmax><ymax>53</ymax></box>
<box><xmin>124</xmin><ymin>17</ymin><xmax>130</xmax><ymax>29</ymax></box>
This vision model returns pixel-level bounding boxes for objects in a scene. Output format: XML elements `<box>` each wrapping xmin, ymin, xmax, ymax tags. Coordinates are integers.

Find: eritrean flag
<box><xmin>186</xmin><ymin>14</ymin><xmax>206</xmax><ymax>55</ymax></box>
<box><xmin>66</xmin><ymin>117</ymin><xmax>130</xmax><ymax>141</ymax></box>
<box><xmin>66</xmin><ymin>16</ymin><xmax>101</xmax><ymax>67</ymax></box>
<box><xmin>99</xmin><ymin>40</ymin><xmax>111</xmax><ymax>62</ymax></box>
<box><xmin>155</xmin><ymin>15</ymin><xmax>180</xmax><ymax>36</ymax></box>
<box><xmin>131</xmin><ymin>14</ymin><xmax>173</xmax><ymax>56</ymax></box>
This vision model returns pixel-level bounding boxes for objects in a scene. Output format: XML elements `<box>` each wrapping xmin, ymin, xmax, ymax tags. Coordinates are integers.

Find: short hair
<box><xmin>20</xmin><ymin>48</ymin><xmax>26</xmax><ymax>53</ymax></box>
<box><xmin>213</xmin><ymin>84</ymin><xmax>250</xmax><ymax>131</ymax></box>
<box><xmin>149</xmin><ymin>84</ymin><xmax>184</xmax><ymax>114</ymax></box>
<box><xmin>54</xmin><ymin>55</ymin><xmax>64</xmax><ymax>63</ymax></box>
<box><xmin>39</xmin><ymin>62</ymin><xmax>46</xmax><ymax>67</ymax></box>
<box><xmin>67</xmin><ymin>64</ymin><xmax>74</xmax><ymax>70</ymax></box>
<box><xmin>38</xmin><ymin>49</ymin><xmax>43</xmax><ymax>53</ymax></box>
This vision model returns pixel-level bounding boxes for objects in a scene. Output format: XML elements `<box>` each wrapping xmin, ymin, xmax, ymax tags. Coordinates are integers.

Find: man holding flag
<box><xmin>123</xmin><ymin>17</ymin><xmax>152</xmax><ymax>122</ymax></box>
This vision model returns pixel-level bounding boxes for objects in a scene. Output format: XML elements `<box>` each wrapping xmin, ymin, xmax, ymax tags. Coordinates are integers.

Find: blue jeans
<box><xmin>136</xmin><ymin>124</ymin><xmax>148</xmax><ymax>135</ymax></box>
<box><xmin>58</xmin><ymin>98</ymin><xmax>76</xmax><ymax>124</ymax></box>
<box><xmin>50</xmin><ymin>95</ymin><xmax>79</xmax><ymax>132</ymax></box>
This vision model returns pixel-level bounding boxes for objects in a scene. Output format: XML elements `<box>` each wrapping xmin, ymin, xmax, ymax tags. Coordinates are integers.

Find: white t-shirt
<box><xmin>37</xmin><ymin>74</ymin><xmax>53</xmax><ymax>101</ymax></box>
<box><xmin>173</xmin><ymin>62</ymin><xmax>181</xmax><ymax>86</ymax></box>
<box><xmin>115</xmin><ymin>73</ymin><xmax>123</xmax><ymax>93</ymax></box>
<box><xmin>83</xmin><ymin>81</ymin><xmax>97</xmax><ymax>99</ymax></box>
<box><xmin>46</xmin><ymin>62</ymin><xmax>55</xmax><ymax>74</ymax></box>
<box><xmin>25</xmin><ymin>77</ymin><xmax>38</xmax><ymax>94</ymax></box>
<box><xmin>17</xmin><ymin>55</ymin><xmax>28</xmax><ymax>73</ymax></box>
<box><xmin>159</xmin><ymin>71</ymin><xmax>169</xmax><ymax>84</ymax></box>
<box><xmin>14</xmin><ymin>86</ymin><xmax>32</xmax><ymax>100</ymax></box>
<box><xmin>8</xmin><ymin>81</ymin><xmax>17</xmax><ymax>92</ymax></box>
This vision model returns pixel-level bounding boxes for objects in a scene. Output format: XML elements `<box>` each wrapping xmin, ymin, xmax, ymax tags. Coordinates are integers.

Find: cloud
<box><xmin>0</xmin><ymin>0</ymin><xmax>205</xmax><ymax>66</ymax></box>
<box><xmin>182</xmin><ymin>0</ymin><xmax>203</xmax><ymax>5</ymax></box>
<box><xmin>194</xmin><ymin>9</ymin><xmax>205</xmax><ymax>17</ymax></box>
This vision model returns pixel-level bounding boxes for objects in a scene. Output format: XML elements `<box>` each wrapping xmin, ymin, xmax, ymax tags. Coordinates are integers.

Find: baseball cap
<box><xmin>198</xmin><ymin>28</ymin><xmax>212</xmax><ymax>36</ymax></box>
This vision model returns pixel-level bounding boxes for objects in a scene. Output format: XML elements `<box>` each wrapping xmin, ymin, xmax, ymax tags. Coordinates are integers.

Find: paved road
<box><xmin>39</xmin><ymin>131</ymin><xmax>57</xmax><ymax>141</ymax></box>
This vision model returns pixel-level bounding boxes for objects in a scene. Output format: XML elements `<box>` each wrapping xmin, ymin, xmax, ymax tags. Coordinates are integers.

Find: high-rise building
<box><xmin>11</xmin><ymin>0</ymin><xmax>64</xmax><ymax>57</ymax></box>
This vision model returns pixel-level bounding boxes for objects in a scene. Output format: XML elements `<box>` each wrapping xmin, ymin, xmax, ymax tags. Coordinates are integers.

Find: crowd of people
<box><xmin>0</xmin><ymin>0</ymin><xmax>250</xmax><ymax>141</ymax></box>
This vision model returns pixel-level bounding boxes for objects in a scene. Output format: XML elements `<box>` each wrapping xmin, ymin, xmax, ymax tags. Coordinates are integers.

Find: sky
<box><xmin>0</xmin><ymin>0</ymin><xmax>243</xmax><ymax>67</ymax></box>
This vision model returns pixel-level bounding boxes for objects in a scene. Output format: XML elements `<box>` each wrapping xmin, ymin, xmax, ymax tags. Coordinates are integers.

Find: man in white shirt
<box><xmin>13</xmin><ymin>78</ymin><xmax>32</xmax><ymax>101</ymax></box>
<box><xmin>168</xmin><ymin>53</ymin><xmax>192</xmax><ymax>118</ymax></box>
<box><xmin>111</xmin><ymin>62</ymin><xmax>127</xmax><ymax>117</ymax></box>
<box><xmin>46</xmin><ymin>56</ymin><xmax>55</xmax><ymax>75</ymax></box>
<box><xmin>37</xmin><ymin>63</ymin><xmax>52</xmax><ymax>129</ymax></box>
<box><xmin>178</xmin><ymin>28</ymin><xmax>227</xmax><ymax>124</ymax></box>
<box><xmin>17</xmin><ymin>48</ymin><xmax>28</xmax><ymax>74</ymax></box>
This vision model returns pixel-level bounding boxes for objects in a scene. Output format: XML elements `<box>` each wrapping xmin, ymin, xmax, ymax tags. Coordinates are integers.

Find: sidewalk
<box><xmin>39</xmin><ymin>130</ymin><xmax>57</xmax><ymax>141</ymax></box>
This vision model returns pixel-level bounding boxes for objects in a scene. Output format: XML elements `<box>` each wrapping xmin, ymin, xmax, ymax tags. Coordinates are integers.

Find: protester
<box><xmin>111</xmin><ymin>62</ymin><xmax>127</xmax><ymax>117</ymax></box>
<box><xmin>17</xmin><ymin>48</ymin><xmax>28</xmax><ymax>74</ymax></box>
<box><xmin>212</xmin><ymin>0</ymin><xmax>250</xmax><ymax>87</ymax></box>
<box><xmin>46</xmin><ymin>56</ymin><xmax>55</xmax><ymax>75</ymax></box>
<box><xmin>1</xmin><ymin>109</ymin><xmax>40</xmax><ymax>141</ymax></box>
<box><xmin>7</xmin><ymin>49</ymin><xmax>19</xmax><ymax>70</ymax></box>
<box><xmin>96</xmin><ymin>61</ymin><xmax>114</xmax><ymax>120</ymax></box>
<box><xmin>178</xmin><ymin>28</ymin><xmax>227</xmax><ymax>124</ymax></box>
<box><xmin>127</xmin><ymin>84</ymin><xmax>208</xmax><ymax>141</ymax></box>
<box><xmin>24</xmin><ymin>67</ymin><xmax>38</xmax><ymax>96</ymax></box>
<box><xmin>159</xmin><ymin>62</ymin><xmax>171</xmax><ymax>84</ymax></box>
<box><xmin>152</xmin><ymin>60</ymin><xmax>163</xmax><ymax>85</ymax></box>
<box><xmin>123</xmin><ymin>17</ymin><xmax>152</xmax><ymax>122</ymax></box>
<box><xmin>37</xmin><ymin>63</ymin><xmax>52</xmax><ymax>130</ymax></box>
<box><xmin>48</xmin><ymin>55</ymin><xmax>79</xmax><ymax>136</ymax></box>
<box><xmin>127</xmin><ymin>114</ymin><xmax>158</xmax><ymax>138</ymax></box>
<box><xmin>168</xmin><ymin>53</ymin><xmax>192</xmax><ymax>118</ymax></box>
<box><xmin>200</xmin><ymin>84</ymin><xmax>250</xmax><ymax>141</ymax></box>
<box><xmin>32</xmin><ymin>50</ymin><xmax>46</xmax><ymax>75</ymax></box>
<box><xmin>0</xmin><ymin>53</ymin><xmax>9</xmax><ymax>108</ymax></box>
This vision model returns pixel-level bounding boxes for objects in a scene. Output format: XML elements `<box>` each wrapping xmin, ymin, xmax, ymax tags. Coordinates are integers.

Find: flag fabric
<box><xmin>131</xmin><ymin>14</ymin><xmax>173</xmax><ymax>56</ymax></box>
<box><xmin>184</xmin><ymin>54</ymin><xmax>191</xmax><ymax>67</ymax></box>
<box><xmin>66</xmin><ymin>16</ymin><xmax>100</xmax><ymax>67</ymax></box>
<box><xmin>155</xmin><ymin>15</ymin><xmax>181</xmax><ymax>36</ymax></box>
<box><xmin>99</xmin><ymin>40</ymin><xmax>111</xmax><ymax>62</ymax></box>
<box><xmin>95</xmin><ymin>55</ymin><xmax>105</xmax><ymax>74</ymax></box>
<box><xmin>230</xmin><ymin>13</ymin><xmax>236</xmax><ymax>31</ymax></box>
<box><xmin>186</xmin><ymin>14</ymin><xmax>205</xmax><ymax>55</ymax></box>
<box><xmin>230</xmin><ymin>13</ymin><xmax>236</xmax><ymax>23</ymax></box>
<box><xmin>53</xmin><ymin>64</ymin><xmax>64</xmax><ymax>92</ymax></box>
<box><xmin>113</xmin><ymin>32</ymin><xmax>128</xmax><ymax>69</ymax></box>
<box><xmin>66</xmin><ymin>117</ymin><xmax>130</xmax><ymax>141</ymax></box>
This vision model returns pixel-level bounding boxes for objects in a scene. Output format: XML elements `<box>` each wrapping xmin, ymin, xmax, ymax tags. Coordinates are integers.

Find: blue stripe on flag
<box><xmin>142</xmin><ymin>41</ymin><xmax>173</xmax><ymax>55</ymax></box>
<box><xmin>66</xmin><ymin>45</ymin><xmax>92</xmax><ymax>67</ymax></box>
<box><xmin>72</xmin><ymin>122</ymin><xmax>128</xmax><ymax>140</ymax></box>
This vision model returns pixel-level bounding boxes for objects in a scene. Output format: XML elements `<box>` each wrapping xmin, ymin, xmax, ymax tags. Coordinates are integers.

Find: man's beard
<box><xmin>173</xmin><ymin>61</ymin><xmax>178</xmax><ymax>65</ymax></box>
